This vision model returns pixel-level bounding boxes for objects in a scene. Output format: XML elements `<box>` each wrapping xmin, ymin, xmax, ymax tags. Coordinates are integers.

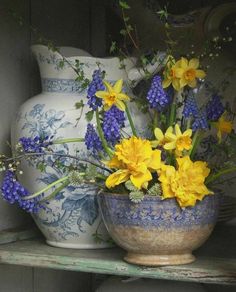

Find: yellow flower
<box><xmin>95</xmin><ymin>79</ymin><xmax>130</xmax><ymax>111</ymax></box>
<box><xmin>175</xmin><ymin>57</ymin><xmax>206</xmax><ymax>89</ymax></box>
<box><xmin>151</xmin><ymin>126</ymin><xmax>173</xmax><ymax>148</ymax></box>
<box><xmin>162</xmin><ymin>56</ymin><xmax>181</xmax><ymax>91</ymax></box>
<box><xmin>214</xmin><ymin>113</ymin><xmax>233</xmax><ymax>142</ymax></box>
<box><xmin>158</xmin><ymin>156</ymin><xmax>212</xmax><ymax>208</ymax></box>
<box><xmin>106</xmin><ymin>136</ymin><xmax>162</xmax><ymax>190</ymax></box>
<box><xmin>163</xmin><ymin>124</ymin><xmax>192</xmax><ymax>155</ymax></box>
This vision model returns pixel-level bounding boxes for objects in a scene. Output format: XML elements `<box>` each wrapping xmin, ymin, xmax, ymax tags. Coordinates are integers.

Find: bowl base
<box><xmin>46</xmin><ymin>240</ymin><xmax>112</xmax><ymax>249</ymax></box>
<box><xmin>124</xmin><ymin>252</ymin><xmax>196</xmax><ymax>266</ymax></box>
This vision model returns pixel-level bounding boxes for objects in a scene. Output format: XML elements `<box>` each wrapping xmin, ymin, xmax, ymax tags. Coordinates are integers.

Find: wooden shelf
<box><xmin>0</xmin><ymin>225</ymin><xmax>235</xmax><ymax>285</ymax></box>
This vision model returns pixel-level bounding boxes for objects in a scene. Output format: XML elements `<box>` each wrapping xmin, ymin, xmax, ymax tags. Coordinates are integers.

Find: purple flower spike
<box><xmin>146</xmin><ymin>75</ymin><xmax>171</xmax><ymax>111</ymax></box>
<box><xmin>87</xmin><ymin>70</ymin><xmax>105</xmax><ymax>110</ymax></box>
<box><xmin>206</xmin><ymin>95</ymin><xmax>224</xmax><ymax>121</ymax></box>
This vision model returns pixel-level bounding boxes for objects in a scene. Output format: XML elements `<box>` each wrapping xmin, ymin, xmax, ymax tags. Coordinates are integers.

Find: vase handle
<box><xmin>128</xmin><ymin>52</ymin><xmax>166</xmax><ymax>87</ymax></box>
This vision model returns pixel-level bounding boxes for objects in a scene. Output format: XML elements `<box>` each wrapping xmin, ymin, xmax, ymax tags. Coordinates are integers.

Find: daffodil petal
<box><xmin>117</xmin><ymin>93</ymin><xmax>130</xmax><ymax>101</ymax></box>
<box><xmin>189</xmin><ymin>58</ymin><xmax>199</xmax><ymax>69</ymax></box>
<box><xmin>183</xmin><ymin>129</ymin><xmax>192</xmax><ymax>137</ymax></box>
<box><xmin>130</xmin><ymin>170</ymin><xmax>152</xmax><ymax>189</ymax></box>
<box><xmin>164</xmin><ymin>141</ymin><xmax>176</xmax><ymax>150</ymax></box>
<box><xmin>115</xmin><ymin>99</ymin><xmax>126</xmax><ymax>111</ymax></box>
<box><xmin>175</xmin><ymin>124</ymin><xmax>182</xmax><ymax>136</ymax></box>
<box><xmin>196</xmin><ymin>70</ymin><xmax>206</xmax><ymax>79</ymax></box>
<box><xmin>105</xmin><ymin>169</ymin><xmax>130</xmax><ymax>188</ymax></box>
<box><xmin>172</xmin><ymin>79</ymin><xmax>181</xmax><ymax>91</ymax></box>
<box><xmin>162</xmin><ymin>78</ymin><xmax>171</xmax><ymax>88</ymax></box>
<box><xmin>180</xmin><ymin>78</ymin><xmax>188</xmax><ymax>88</ymax></box>
<box><xmin>175</xmin><ymin>68</ymin><xmax>184</xmax><ymax>78</ymax></box>
<box><xmin>148</xmin><ymin>149</ymin><xmax>161</xmax><ymax>170</ymax></box>
<box><xmin>188</xmin><ymin>79</ymin><xmax>197</xmax><ymax>88</ymax></box>
<box><xmin>154</xmin><ymin>128</ymin><xmax>164</xmax><ymax>140</ymax></box>
<box><xmin>165</xmin><ymin>132</ymin><xmax>177</xmax><ymax>141</ymax></box>
<box><xmin>180</xmin><ymin>57</ymin><xmax>188</xmax><ymax>69</ymax></box>
<box><xmin>95</xmin><ymin>91</ymin><xmax>109</xmax><ymax>99</ymax></box>
<box><xmin>150</xmin><ymin>140</ymin><xmax>159</xmax><ymax>148</ymax></box>
<box><xmin>113</xmin><ymin>79</ymin><xmax>123</xmax><ymax>93</ymax></box>
<box><xmin>103</xmin><ymin>81</ymin><xmax>114</xmax><ymax>93</ymax></box>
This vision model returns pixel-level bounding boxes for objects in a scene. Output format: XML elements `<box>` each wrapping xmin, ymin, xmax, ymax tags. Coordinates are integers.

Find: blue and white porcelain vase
<box><xmin>98</xmin><ymin>193</ymin><xmax>219</xmax><ymax>265</ymax></box>
<box><xmin>11</xmin><ymin>45</ymin><xmax>141</xmax><ymax>249</ymax></box>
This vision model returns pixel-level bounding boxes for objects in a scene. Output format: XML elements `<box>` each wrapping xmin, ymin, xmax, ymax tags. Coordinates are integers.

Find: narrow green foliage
<box><xmin>119</xmin><ymin>1</ymin><xmax>130</xmax><ymax>9</ymax></box>
<box><xmin>110</xmin><ymin>41</ymin><xmax>117</xmax><ymax>54</ymax></box>
<box><xmin>37</xmin><ymin>162</ymin><xmax>46</xmax><ymax>172</ymax></box>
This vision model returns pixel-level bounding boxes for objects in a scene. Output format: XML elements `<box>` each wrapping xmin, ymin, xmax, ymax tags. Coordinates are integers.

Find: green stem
<box><xmin>189</xmin><ymin>130</ymin><xmax>201</xmax><ymax>159</ymax></box>
<box><xmin>168</xmin><ymin>102</ymin><xmax>176</xmax><ymax>127</ymax></box>
<box><xmin>125</xmin><ymin>103</ymin><xmax>137</xmax><ymax>136</ymax></box>
<box><xmin>53</xmin><ymin>138</ymin><xmax>84</xmax><ymax>144</ymax></box>
<box><xmin>95</xmin><ymin>110</ymin><xmax>113</xmax><ymax>158</ymax></box>
<box><xmin>206</xmin><ymin>166</ymin><xmax>236</xmax><ymax>185</ymax></box>
<box><xmin>153</xmin><ymin>111</ymin><xmax>158</xmax><ymax>132</ymax></box>
<box><xmin>22</xmin><ymin>176</ymin><xmax>69</xmax><ymax>200</ymax></box>
<box><xmin>40</xmin><ymin>180</ymin><xmax>70</xmax><ymax>202</ymax></box>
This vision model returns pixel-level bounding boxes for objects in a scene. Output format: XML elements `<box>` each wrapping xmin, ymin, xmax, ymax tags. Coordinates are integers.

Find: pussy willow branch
<box><xmin>3</xmin><ymin>151</ymin><xmax>112</xmax><ymax>173</ymax></box>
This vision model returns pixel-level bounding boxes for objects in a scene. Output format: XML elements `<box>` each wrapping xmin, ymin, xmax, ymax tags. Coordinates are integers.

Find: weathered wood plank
<box><xmin>0</xmin><ymin>225</ymin><xmax>235</xmax><ymax>286</ymax></box>
<box><xmin>0</xmin><ymin>227</ymin><xmax>40</xmax><ymax>244</ymax></box>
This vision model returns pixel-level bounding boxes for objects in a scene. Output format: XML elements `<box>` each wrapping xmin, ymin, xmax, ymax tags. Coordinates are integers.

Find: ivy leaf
<box><xmin>85</xmin><ymin>110</ymin><xmax>94</xmax><ymax>122</ymax></box>
<box><xmin>119</xmin><ymin>1</ymin><xmax>130</xmax><ymax>9</ymax></box>
<box><xmin>75</xmin><ymin>100</ymin><xmax>84</xmax><ymax>109</ymax></box>
<box><xmin>110</xmin><ymin>41</ymin><xmax>117</xmax><ymax>54</ymax></box>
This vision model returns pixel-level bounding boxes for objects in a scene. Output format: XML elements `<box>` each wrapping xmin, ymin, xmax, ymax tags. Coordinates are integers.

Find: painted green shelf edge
<box><xmin>0</xmin><ymin>225</ymin><xmax>235</xmax><ymax>285</ymax></box>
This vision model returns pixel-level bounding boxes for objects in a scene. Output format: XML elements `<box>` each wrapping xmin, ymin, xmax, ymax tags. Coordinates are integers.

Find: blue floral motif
<box><xmin>22</xmin><ymin>104</ymin><xmax>71</xmax><ymax>138</ymax></box>
<box><xmin>19</xmin><ymin>104</ymin><xmax>100</xmax><ymax>240</ymax></box>
<box><xmin>98</xmin><ymin>194</ymin><xmax>219</xmax><ymax>229</ymax></box>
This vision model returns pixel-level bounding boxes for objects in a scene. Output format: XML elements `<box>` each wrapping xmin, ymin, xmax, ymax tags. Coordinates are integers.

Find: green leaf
<box><xmin>110</xmin><ymin>41</ymin><xmax>117</xmax><ymax>54</ymax></box>
<box><xmin>75</xmin><ymin>100</ymin><xmax>84</xmax><ymax>109</ymax></box>
<box><xmin>58</xmin><ymin>60</ymin><xmax>65</xmax><ymax>69</ymax></box>
<box><xmin>119</xmin><ymin>1</ymin><xmax>130</xmax><ymax>9</ymax></box>
<box><xmin>120</xmin><ymin>29</ymin><xmax>127</xmax><ymax>36</ymax></box>
<box><xmin>37</xmin><ymin>162</ymin><xmax>46</xmax><ymax>172</ymax></box>
<box><xmin>86</xmin><ymin>110</ymin><xmax>94</xmax><ymax>122</ymax></box>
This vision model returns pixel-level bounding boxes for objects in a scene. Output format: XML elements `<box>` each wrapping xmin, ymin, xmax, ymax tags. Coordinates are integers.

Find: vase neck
<box><xmin>41</xmin><ymin>78</ymin><xmax>86</xmax><ymax>94</ymax></box>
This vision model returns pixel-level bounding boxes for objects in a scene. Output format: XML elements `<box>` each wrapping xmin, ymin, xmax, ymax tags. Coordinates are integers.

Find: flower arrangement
<box><xmin>0</xmin><ymin>52</ymin><xmax>235</xmax><ymax>212</ymax></box>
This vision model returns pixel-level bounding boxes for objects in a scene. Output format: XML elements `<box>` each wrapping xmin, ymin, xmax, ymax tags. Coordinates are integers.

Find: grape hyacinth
<box><xmin>206</xmin><ymin>95</ymin><xmax>224</xmax><ymax>121</ymax></box>
<box><xmin>192</xmin><ymin>109</ymin><xmax>209</xmax><ymax>131</ymax></box>
<box><xmin>1</xmin><ymin>170</ymin><xmax>41</xmax><ymax>213</ymax></box>
<box><xmin>183</xmin><ymin>94</ymin><xmax>199</xmax><ymax>118</ymax></box>
<box><xmin>87</xmin><ymin>70</ymin><xmax>105</xmax><ymax>110</ymax></box>
<box><xmin>102</xmin><ymin>106</ymin><xmax>125</xmax><ymax>146</ymax></box>
<box><xmin>85</xmin><ymin>124</ymin><xmax>103</xmax><ymax>154</ymax></box>
<box><xmin>146</xmin><ymin>75</ymin><xmax>170</xmax><ymax>111</ymax></box>
<box><xmin>19</xmin><ymin>136</ymin><xmax>52</xmax><ymax>153</ymax></box>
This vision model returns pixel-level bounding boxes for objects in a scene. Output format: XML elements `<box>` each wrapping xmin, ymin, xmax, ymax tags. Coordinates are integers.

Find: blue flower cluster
<box><xmin>87</xmin><ymin>70</ymin><xmax>105</xmax><ymax>110</ymax></box>
<box><xmin>102</xmin><ymin>106</ymin><xmax>125</xmax><ymax>146</ymax></box>
<box><xmin>192</xmin><ymin>109</ymin><xmax>209</xmax><ymax>131</ymax></box>
<box><xmin>146</xmin><ymin>75</ymin><xmax>170</xmax><ymax>111</ymax></box>
<box><xmin>183</xmin><ymin>94</ymin><xmax>199</xmax><ymax>118</ymax></box>
<box><xmin>19</xmin><ymin>136</ymin><xmax>52</xmax><ymax>153</ymax></box>
<box><xmin>85</xmin><ymin>124</ymin><xmax>103</xmax><ymax>154</ymax></box>
<box><xmin>206</xmin><ymin>95</ymin><xmax>224</xmax><ymax>121</ymax></box>
<box><xmin>1</xmin><ymin>170</ymin><xmax>41</xmax><ymax>213</ymax></box>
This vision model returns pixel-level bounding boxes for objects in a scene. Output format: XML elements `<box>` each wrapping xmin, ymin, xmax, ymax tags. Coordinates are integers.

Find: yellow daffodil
<box><xmin>162</xmin><ymin>56</ymin><xmax>181</xmax><ymax>91</ymax></box>
<box><xmin>163</xmin><ymin>124</ymin><xmax>192</xmax><ymax>155</ymax></box>
<box><xmin>95</xmin><ymin>79</ymin><xmax>130</xmax><ymax>111</ymax></box>
<box><xmin>158</xmin><ymin>156</ymin><xmax>212</xmax><ymax>208</ymax></box>
<box><xmin>106</xmin><ymin>136</ymin><xmax>162</xmax><ymax>190</ymax></box>
<box><xmin>175</xmin><ymin>57</ymin><xmax>206</xmax><ymax>89</ymax></box>
<box><xmin>151</xmin><ymin>126</ymin><xmax>173</xmax><ymax>148</ymax></box>
<box><xmin>214</xmin><ymin>113</ymin><xmax>233</xmax><ymax>142</ymax></box>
